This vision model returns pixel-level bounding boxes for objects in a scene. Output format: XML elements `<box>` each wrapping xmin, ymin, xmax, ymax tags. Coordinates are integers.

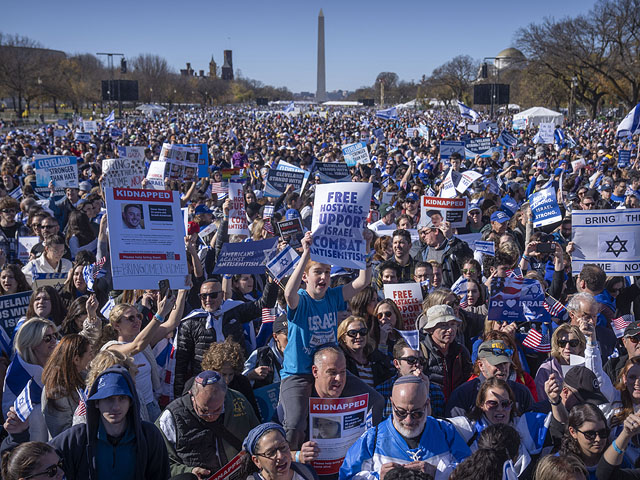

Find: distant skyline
<box><xmin>1</xmin><ymin>1</ymin><xmax>597</xmax><ymax>92</ymax></box>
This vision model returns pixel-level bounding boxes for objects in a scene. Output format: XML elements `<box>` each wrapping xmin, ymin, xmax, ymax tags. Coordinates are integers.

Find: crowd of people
<box><xmin>0</xmin><ymin>103</ymin><xmax>638</xmax><ymax>480</ymax></box>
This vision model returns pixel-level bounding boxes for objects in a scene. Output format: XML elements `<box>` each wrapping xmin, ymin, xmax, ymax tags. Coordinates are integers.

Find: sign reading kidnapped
<box><xmin>530</xmin><ymin>186</ymin><xmax>562</xmax><ymax>228</ymax></box>
<box><xmin>311</xmin><ymin>183</ymin><xmax>372</xmax><ymax>269</ymax></box>
<box><xmin>213</xmin><ymin>238</ymin><xmax>278</xmax><ymax>275</ymax></box>
<box><xmin>571</xmin><ymin>208</ymin><xmax>640</xmax><ymax>275</ymax></box>
<box><xmin>488</xmin><ymin>277</ymin><xmax>551</xmax><ymax>323</ymax></box>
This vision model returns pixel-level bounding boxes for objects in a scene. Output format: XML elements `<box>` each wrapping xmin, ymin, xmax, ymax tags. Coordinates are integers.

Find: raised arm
<box><xmin>285</xmin><ymin>231</ymin><xmax>312</xmax><ymax>311</ymax></box>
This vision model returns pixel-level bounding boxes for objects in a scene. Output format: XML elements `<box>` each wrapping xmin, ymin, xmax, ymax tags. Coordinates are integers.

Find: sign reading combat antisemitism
<box><xmin>311</xmin><ymin>183</ymin><xmax>372</xmax><ymax>270</ymax></box>
<box><xmin>571</xmin><ymin>208</ymin><xmax>640</xmax><ymax>275</ymax></box>
<box><xmin>105</xmin><ymin>188</ymin><xmax>189</xmax><ymax>290</ymax></box>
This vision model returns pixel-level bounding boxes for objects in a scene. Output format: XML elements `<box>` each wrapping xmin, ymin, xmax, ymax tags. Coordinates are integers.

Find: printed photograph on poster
<box><xmin>121</xmin><ymin>203</ymin><xmax>145</xmax><ymax>229</ymax></box>
<box><xmin>312</xmin><ymin>416</ymin><xmax>342</xmax><ymax>439</ymax></box>
<box><xmin>421</xmin><ymin>196</ymin><xmax>467</xmax><ymax>228</ymax></box>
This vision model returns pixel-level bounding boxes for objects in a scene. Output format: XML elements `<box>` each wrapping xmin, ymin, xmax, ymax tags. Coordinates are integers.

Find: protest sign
<box><xmin>619</xmin><ymin>150</ymin><xmax>631</xmax><ymax>168</ymax></box>
<box><xmin>456</xmin><ymin>170</ymin><xmax>483</xmax><ymax>194</ymax></box>
<box><xmin>105</xmin><ymin>188</ymin><xmax>189</xmax><ymax>289</ymax></box>
<box><xmin>512</xmin><ymin>118</ymin><xmax>526</xmax><ymax>130</ymax></box>
<box><xmin>342</xmin><ymin>142</ymin><xmax>370</xmax><ymax>167</ymax></box>
<box><xmin>53</xmin><ymin>129</ymin><xmax>67</xmax><ymax>138</ymax></box>
<box><xmin>439</xmin><ymin>170</ymin><xmax>461</xmax><ymax>199</ymax></box>
<box><xmin>315</xmin><ymin>162</ymin><xmax>351</xmax><ymax>183</ymax></box>
<box><xmin>277</xmin><ymin>218</ymin><xmax>304</xmax><ymax>248</ymax></box>
<box><xmin>206</xmin><ymin>451</ymin><xmax>246</xmax><ymax>480</ymax></box>
<box><xmin>82</xmin><ymin>120</ymin><xmax>98</xmax><ymax>132</ymax></box>
<box><xmin>464</xmin><ymin>137</ymin><xmax>492</xmax><ymax>158</ymax></box>
<box><xmin>17</xmin><ymin>236</ymin><xmax>38</xmax><ymax>264</ymax></box>
<box><xmin>0</xmin><ymin>292</ymin><xmax>31</xmax><ymax>338</ymax></box>
<box><xmin>213</xmin><ymin>238</ymin><xmax>278</xmax><ymax>275</ymax></box>
<box><xmin>309</xmin><ymin>394</ymin><xmax>369</xmax><ymax>476</ymax></box>
<box><xmin>372</xmin><ymin>128</ymin><xmax>384</xmax><ymax>143</ymax></box>
<box><xmin>488</xmin><ymin>277</ymin><xmax>551</xmax><ymax>323</ymax></box>
<box><xmin>110</xmin><ymin>127</ymin><xmax>122</xmax><ymax>138</ymax></box>
<box><xmin>439</xmin><ymin>141</ymin><xmax>465</xmax><ymax>159</ymax></box>
<box><xmin>530</xmin><ymin>186</ymin><xmax>562</xmax><ymax>228</ymax></box>
<box><xmin>421</xmin><ymin>196</ymin><xmax>467</xmax><ymax>228</ymax></box>
<box><xmin>254</xmin><ymin>382</ymin><xmax>280</xmax><ymax>423</ymax></box>
<box><xmin>102</xmin><ymin>157</ymin><xmax>145</xmax><ymax>188</ymax></box>
<box><xmin>158</xmin><ymin>143</ymin><xmax>199</xmax><ymax>182</ymax></box>
<box><xmin>475</xmin><ymin>240</ymin><xmax>495</xmax><ymax>256</ymax></box>
<box><xmin>539</xmin><ymin>123</ymin><xmax>555</xmax><ymax>144</ymax></box>
<box><xmin>117</xmin><ymin>146</ymin><xmax>146</xmax><ymax>161</ymax></box>
<box><xmin>571</xmin><ymin>208</ymin><xmax>640</xmax><ymax>275</ymax></box>
<box><xmin>145</xmin><ymin>161</ymin><xmax>167</xmax><ymax>190</ymax></box>
<box><xmin>263</xmin><ymin>169</ymin><xmax>305</xmax><ymax>197</ymax></box>
<box><xmin>74</xmin><ymin>132</ymin><xmax>91</xmax><ymax>143</ymax></box>
<box><xmin>311</xmin><ymin>183</ymin><xmax>372</xmax><ymax>269</ymax></box>
<box><xmin>186</xmin><ymin>143</ymin><xmax>209</xmax><ymax>178</ymax></box>
<box><xmin>32</xmin><ymin>273</ymin><xmax>67</xmax><ymax>290</ymax></box>
<box><xmin>34</xmin><ymin>155</ymin><xmax>78</xmax><ymax>189</ymax></box>
<box><xmin>228</xmin><ymin>182</ymin><xmax>250</xmax><ymax>235</ymax></box>
<box><xmin>277</xmin><ymin>160</ymin><xmax>310</xmax><ymax>191</ymax></box>
<box><xmin>571</xmin><ymin>158</ymin><xmax>586</xmax><ymax>171</ymax></box>
<box><xmin>383</xmin><ymin>283</ymin><xmax>423</xmax><ymax>330</ymax></box>
<box><xmin>406</xmin><ymin>127</ymin><xmax>418</xmax><ymax>138</ymax></box>
<box><xmin>455</xmin><ymin>233</ymin><xmax>482</xmax><ymax>251</ymax></box>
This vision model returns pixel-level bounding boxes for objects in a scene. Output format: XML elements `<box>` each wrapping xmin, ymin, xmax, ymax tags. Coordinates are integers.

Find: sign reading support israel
<box><xmin>530</xmin><ymin>186</ymin><xmax>562</xmax><ymax>228</ymax></box>
<box><xmin>439</xmin><ymin>141</ymin><xmax>465</xmax><ymax>159</ymax></box>
<box><xmin>571</xmin><ymin>208</ymin><xmax>640</xmax><ymax>275</ymax></box>
<box><xmin>464</xmin><ymin>137</ymin><xmax>492</xmax><ymax>158</ymax></box>
<box><xmin>342</xmin><ymin>142</ymin><xmax>370</xmax><ymax>167</ymax></box>
<box><xmin>311</xmin><ymin>183</ymin><xmax>372</xmax><ymax>269</ymax></box>
<box><xmin>315</xmin><ymin>163</ymin><xmax>351</xmax><ymax>183</ymax></box>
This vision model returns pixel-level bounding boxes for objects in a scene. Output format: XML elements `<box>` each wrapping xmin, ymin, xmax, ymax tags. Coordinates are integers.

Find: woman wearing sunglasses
<box><xmin>2</xmin><ymin>317</ymin><xmax>58</xmax><ymax>442</ymax></box>
<box><xmin>448</xmin><ymin>377</ymin><xmax>566</xmax><ymax>478</ymax></box>
<box><xmin>534</xmin><ymin>324</ymin><xmax>586</xmax><ymax>403</ymax></box>
<box><xmin>373</xmin><ymin>299</ymin><xmax>404</xmax><ymax>354</ymax></box>
<box><xmin>337</xmin><ymin>316</ymin><xmax>394</xmax><ymax>388</ymax></box>
<box><xmin>1</xmin><ymin>441</ymin><xmax>64</xmax><ymax>480</ymax></box>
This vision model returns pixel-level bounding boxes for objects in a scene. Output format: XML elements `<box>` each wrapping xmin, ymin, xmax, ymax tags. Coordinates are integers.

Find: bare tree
<box><xmin>428</xmin><ymin>55</ymin><xmax>479</xmax><ymax>101</ymax></box>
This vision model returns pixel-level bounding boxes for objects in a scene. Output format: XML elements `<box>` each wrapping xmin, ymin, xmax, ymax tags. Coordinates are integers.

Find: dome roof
<box><xmin>496</xmin><ymin>47</ymin><xmax>525</xmax><ymax>60</ymax></box>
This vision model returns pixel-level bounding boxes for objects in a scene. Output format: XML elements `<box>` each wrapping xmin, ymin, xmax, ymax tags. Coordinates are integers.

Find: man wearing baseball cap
<box><xmin>402</xmin><ymin>192</ymin><xmax>420</xmax><ymax>225</ymax></box>
<box><xmin>243</xmin><ymin>314</ymin><xmax>289</xmax><ymax>388</ymax></box>
<box><xmin>487</xmin><ymin>211</ymin><xmax>510</xmax><ymax>236</ymax></box>
<box><xmin>604</xmin><ymin>317</ymin><xmax>640</xmax><ymax>383</ymax></box>
<box><xmin>369</xmin><ymin>203</ymin><xmax>397</xmax><ymax>233</ymax></box>
<box><xmin>457</xmin><ymin>203</ymin><xmax>484</xmax><ymax>234</ymax></box>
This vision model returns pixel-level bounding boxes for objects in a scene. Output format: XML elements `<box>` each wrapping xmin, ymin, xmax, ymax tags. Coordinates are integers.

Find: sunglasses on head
<box><xmin>484</xmin><ymin>399</ymin><xmax>513</xmax><ymax>410</ymax></box>
<box><xmin>627</xmin><ymin>335</ymin><xmax>640</xmax><ymax>344</ymax></box>
<box><xmin>346</xmin><ymin>328</ymin><xmax>368</xmax><ymax>339</ymax></box>
<box><xmin>558</xmin><ymin>339</ymin><xmax>580</xmax><ymax>348</ymax></box>
<box><xmin>24</xmin><ymin>460</ymin><xmax>64</xmax><ymax>479</ymax></box>
<box><xmin>482</xmin><ymin>347</ymin><xmax>514</xmax><ymax>358</ymax></box>
<box><xmin>392</xmin><ymin>402</ymin><xmax>428</xmax><ymax>420</ymax></box>
<box><xmin>577</xmin><ymin>428</ymin><xmax>608</xmax><ymax>441</ymax></box>
<box><xmin>199</xmin><ymin>291</ymin><xmax>222</xmax><ymax>300</ymax></box>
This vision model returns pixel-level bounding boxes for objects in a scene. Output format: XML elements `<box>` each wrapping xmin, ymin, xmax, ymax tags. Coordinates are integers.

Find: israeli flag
<box><xmin>266</xmin><ymin>245</ymin><xmax>300</xmax><ymax>282</ymax></box>
<box><xmin>497</xmin><ymin>130</ymin><xmax>518</xmax><ymax>147</ymax></box>
<box><xmin>0</xmin><ymin>325</ymin><xmax>12</xmax><ymax>357</ymax></box>
<box><xmin>14</xmin><ymin>379</ymin><xmax>42</xmax><ymax>422</ymax></box>
<box><xmin>396</xmin><ymin>329</ymin><xmax>420</xmax><ymax>350</ymax></box>
<box><xmin>227</xmin><ymin>128</ymin><xmax>238</xmax><ymax>143</ymax></box>
<box><xmin>617</xmin><ymin>103</ymin><xmax>640</xmax><ymax>137</ymax></box>
<box><xmin>457</xmin><ymin>101</ymin><xmax>479</xmax><ymax>121</ymax></box>
<box><xmin>104</xmin><ymin>110</ymin><xmax>115</xmax><ymax>125</ymax></box>
<box><xmin>376</xmin><ymin>107</ymin><xmax>398</xmax><ymax>120</ymax></box>
<box><xmin>532</xmin><ymin>130</ymin><xmax>543</xmax><ymax>144</ymax></box>
<box><xmin>554</xmin><ymin>127</ymin><xmax>565</xmax><ymax>147</ymax></box>
<box><xmin>283</xmin><ymin>101</ymin><xmax>295</xmax><ymax>113</ymax></box>
<box><xmin>100</xmin><ymin>298</ymin><xmax>116</xmax><ymax>318</ymax></box>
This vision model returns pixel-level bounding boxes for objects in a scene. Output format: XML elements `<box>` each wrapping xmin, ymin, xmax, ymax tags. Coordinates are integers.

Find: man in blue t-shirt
<box><xmin>279</xmin><ymin>231</ymin><xmax>384</xmax><ymax>449</ymax></box>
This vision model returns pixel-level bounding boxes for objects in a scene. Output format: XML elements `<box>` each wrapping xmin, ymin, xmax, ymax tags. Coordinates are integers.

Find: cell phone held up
<box><xmin>536</xmin><ymin>243</ymin><xmax>556</xmax><ymax>254</ymax></box>
<box><xmin>158</xmin><ymin>279</ymin><xmax>170</xmax><ymax>299</ymax></box>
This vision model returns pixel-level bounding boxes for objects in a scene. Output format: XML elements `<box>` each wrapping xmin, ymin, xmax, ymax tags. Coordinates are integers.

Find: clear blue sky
<box><xmin>1</xmin><ymin>0</ymin><xmax>596</xmax><ymax>93</ymax></box>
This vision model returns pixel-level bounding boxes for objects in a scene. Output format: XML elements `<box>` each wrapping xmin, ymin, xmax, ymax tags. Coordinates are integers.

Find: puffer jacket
<box><xmin>422</xmin><ymin>333</ymin><xmax>472</xmax><ymax>400</ymax></box>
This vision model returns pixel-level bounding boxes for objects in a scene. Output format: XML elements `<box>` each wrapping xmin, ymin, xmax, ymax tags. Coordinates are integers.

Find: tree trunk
<box><xmin>52</xmin><ymin>97</ymin><xmax>58</xmax><ymax>114</ymax></box>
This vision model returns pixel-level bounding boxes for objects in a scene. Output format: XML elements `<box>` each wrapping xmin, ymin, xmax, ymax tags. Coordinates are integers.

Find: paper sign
<box><xmin>158</xmin><ymin>143</ymin><xmax>199</xmax><ymax>183</ymax></box>
<box><xmin>17</xmin><ymin>237</ymin><xmax>39</xmax><ymax>264</ymax></box>
<box><xmin>228</xmin><ymin>182</ymin><xmax>250</xmax><ymax>236</ymax></box>
<box><xmin>618</xmin><ymin>150</ymin><xmax>631</xmax><ymax>168</ymax></box>
<box><xmin>571</xmin><ymin>158</ymin><xmax>586</xmax><ymax>171</ymax></box>
<box><xmin>383</xmin><ymin>283</ymin><xmax>423</xmax><ymax>330</ymax></box>
<box><xmin>439</xmin><ymin>141</ymin><xmax>465</xmax><ymax>159</ymax></box>
<box><xmin>34</xmin><ymin>155</ymin><xmax>79</xmax><ymax>189</ymax></box>
<box><xmin>488</xmin><ymin>277</ymin><xmax>551</xmax><ymax>323</ymax></box>
<box><xmin>456</xmin><ymin>170</ymin><xmax>483</xmax><ymax>194</ymax></box>
<box><xmin>0</xmin><ymin>292</ymin><xmax>31</xmax><ymax>338</ymax></box>
<box><xmin>32</xmin><ymin>272</ymin><xmax>67</xmax><ymax>290</ymax></box>
<box><xmin>530</xmin><ymin>187</ymin><xmax>562</xmax><ymax>228</ymax></box>
<box><xmin>342</xmin><ymin>142</ymin><xmax>370</xmax><ymax>167</ymax></box>
<box><xmin>464</xmin><ymin>137</ymin><xmax>492</xmax><ymax>158</ymax></box>
<box><xmin>421</xmin><ymin>196</ymin><xmax>467</xmax><ymax>228</ymax></box>
<box><xmin>102</xmin><ymin>157</ymin><xmax>145</xmax><ymax>188</ymax></box>
<box><xmin>277</xmin><ymin>218</ymin><xmax>304</xmax><ymax>248</ymax></box>
<box><xmin>213</xmin><ymin>238</ymin><xmax>278</xmax><ymax>275</ymax></box>
<box><xmin>538</xmin><ymin>123</ymin><xmax>555</xmax><ymax>144</ymax></box>
<box><xmin>316</xmin><ymin>163</ymin><xmax>351</xmax><ymax>183</ymax></box>
<box><xmin>264</xmin><ymin>169</ymin><xmax>305</xmax><ymax>197</ymax></box>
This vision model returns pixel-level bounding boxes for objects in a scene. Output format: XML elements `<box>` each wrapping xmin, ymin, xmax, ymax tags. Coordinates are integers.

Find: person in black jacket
<box><xmin>173</xmin><ymin>276</ymin><xmax>278</xmax><ymax>397</ymax></box>
<box><xmin>2</xmin><ymin>365</ymin><xmax>170</xmax><ymax>480</ymax></box>
<box><xmin>243</xmin><ymin>314</ymin><xmax>288</xmax><ymax>389</ymax></box>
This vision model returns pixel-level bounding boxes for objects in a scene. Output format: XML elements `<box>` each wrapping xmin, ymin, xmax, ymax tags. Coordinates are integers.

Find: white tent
<box><xmin>135</xmin><ymin>104</ymin><xmax>166</xmax><ymax>115</ymax></box>
<box><xmin>513</xmin><ymin>106</ymin><xmax>563</xmax><ymax>127</ymax></box>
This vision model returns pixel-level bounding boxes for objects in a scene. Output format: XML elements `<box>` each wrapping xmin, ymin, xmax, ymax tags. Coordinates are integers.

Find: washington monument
<box><xmin>316</xmin><ymin>9</ymin><xmax>327</xmax><ymax>102</ymax></box>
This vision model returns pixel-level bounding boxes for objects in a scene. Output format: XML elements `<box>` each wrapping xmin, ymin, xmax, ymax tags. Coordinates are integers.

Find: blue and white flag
<box><xmin>532</xmin><ymin>131</ymin><xmax>543</xmax><ymax>144</ymax></box>
<box><xmin>497</xmin><ymin>130</ymin><xmax>518</xmax><ymax>148</ymax></box>
<box><xmin>8</xmin><ymin>186</ymin><xmax>22</xmax><ymax>200</ymax></box>
<box><xmin>565</xmin><ymin>133</ymin><xmax>577</xmax><ymax>149</ymax></box>
<box><xmin>283</xmin><ymin>101</ymin><xmax>295</xmax><ymax>113</ymax></box>
<box><xmin>365</xmin><ymin>408</ymin><xmax>373</xmax><ymax>429</ymax></box>
<box><xmin>395</xmin><ymin>329</ymin><xmax>420</xmax><ymax>350</ymax></box>
<box><xmin>104</xmin><ymin>110</ymin><xmax>115</xmax><ymax>125</ymax></box>
<box><xmin>373</xmin><ymin>128</ymin><xmax>385</xmax><ymax>143</ymax></box>
<box><xmin>475</xmin><ymin>240</ymin><xmax>495</xmax><ymax>256</ymax></box>
<box><xmin>0</xmin><ymin>325</ymin><xmax>12</xmax><ymax>357</ymax></box>
<box><xmin>226</xmin><ymin>128</ymin><xmax>238</xmax><ymax>143</ymax></box>
<box><xmin>81</xmin><ymin>257</ymin><xmax>107</xmax><ymax>293</ymax></box>
<box><xmin>554</xmin><ymin>128</ymin><xmax>565</xmax><ymax>147</ymax></box>
<box><xmin>14</xmin><ymin>379</ymin><xmax>42</xmax><ymax>422</ymax></box>
<box><xmin>451</xmin><ymin>277</ymin><xmax>469</xmax><ymax>308</ymax></box>
<box><xmin>266</xmin><ymin>245</ymin><xmax>300</xmax><ymax>282</ymax></box>
<box><xmin>617</xmin><ymin>103</ymin><xmax>640</xmax><ymax>137</ymax></box>
<box><xmin>457</xmin><ymin>101</ymin><xmax>479</xmax><ymax>121</ymax></box>
<box><xmin>100</xmin><ymin>298</ymin><xmax>116</xmax><ymax>318</ymax></box>
<box><xmin>376</xmin><ymin>107</ymin><xmax>398</xmax><ymax>120</ymax></box>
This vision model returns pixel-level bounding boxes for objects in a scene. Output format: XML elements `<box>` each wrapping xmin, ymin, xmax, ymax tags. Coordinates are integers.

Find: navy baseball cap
<box><xmin>285</xmin><ymin>209</ymin><xmax>300</xmax><ymax>220</ymax></box>
<box><xmin>491</xmin><ymin>211</ymin><xmax>510</xmax><ymax>224</ymax></box>
<box><xmin>88</xmin><ymin>373</ymin><xmax>133</xmax><ymax>401</ymax></box>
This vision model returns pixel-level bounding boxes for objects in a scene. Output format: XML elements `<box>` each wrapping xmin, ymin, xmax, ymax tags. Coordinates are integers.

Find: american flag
<box><xmin>74</xmin><ymin>387</ymin><xmax>88</xmax><ymax>417</ymax></box>
<box><xmin>543</xmin><ymin>296</ymin><xmax>567</xmax><ymax>318</ymax></box>
<box><xmin>451</xmin><ymin>277</ymin><xmax>469</xmax><ymax>309</ymax></box>
<box><xmin>263</xmin><ymin>221</ymin><xmax>274</xmax><ymax>235</ymax></box>
<box><xmin>505</xmin><ymin>268</ymin><xmax>524</xmax><ymax>279</ymax></box>
<box><xmin>522</xmin><ymin>328</ymin><xmax>551</xmax><ymax>353</ymax></box>
<box><xmin>262</xmin><ymin>308</ymin><xmax>276</xmax><ymax>323</ymax></box>
<box><xmin>612</xmin><ymin>314</ymin><xmax>635</xmax><ymax>338</ymax></box>
<box><xmin>211</xmin><ymin>182</ymin><xmax>228</xmax><ymax>194</ymax></box>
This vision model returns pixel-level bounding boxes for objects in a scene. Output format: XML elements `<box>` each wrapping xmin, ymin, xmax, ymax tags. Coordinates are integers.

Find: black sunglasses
<box><xmin>398</xmin><ymin>356</ymin><xmax>426</xmax><ymax>366</ymax></box>
<box><xmin>24</xmin><ymin>460</ymin><xmax>64</xmax><ymax>479</ymax></box>
<box><xmin>577</xmin><ymin>428</ymin><xmax>608</xmax><ymax>441</ymax></box>
<box><xmin>557</xmin><ymin>339</ymin><xmax>580</xmax><ymax>348</ymax></box>
<box><xmin>199</xmin><ymin>291</ymin><xmax>222</xmax><ymax>300</ymax></box>
<box><xmin>346</xmin><ymin>328</ymin><xmax>368</xmax><ymax>339</ymax></box>
<box><xmin>392</xmin><ymin>401</ymin><xmax>428</xmax><ymax>420</ymax></box>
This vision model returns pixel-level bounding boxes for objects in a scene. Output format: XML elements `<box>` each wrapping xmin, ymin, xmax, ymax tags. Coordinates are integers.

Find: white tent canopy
<box><xmin>513</xmin><ymin>106</ymin><xmax>563</xmax><ymax>127</ymax></box>
<box><xmin>135</xmin><ymin>104</ymin><xmax>166</xmax><ymax>115</ymax></box>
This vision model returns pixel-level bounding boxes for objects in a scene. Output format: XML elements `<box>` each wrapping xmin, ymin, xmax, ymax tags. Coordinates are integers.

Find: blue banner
<box><xmin>439</xmin><ymin>141</ymin><xmax>465</xmax><ymax>159</ymax></box>
<box><xmin>488</xmin><ymin>277</ymin><xmax>551</xmax><ymax>324</ymax></box>
<box><xmin>254</xmin><ymin>382</ymin><xmax>280</xmax><ymax>422</ymax></box>
<box><xmin>618</xmin><ymin>150</ymin><xmax>631</xmax><ymax>168</ymax></box>
<box><xmin>0</xmin><ymin>292</ymin><xmax>31</xmax><ymax>339</ymax></box>
<box><xmin>530</xmin><ymin>186</ymin><xmax>562</xmax><ymax>228</ymax></box>
<box><xmin>213</xmin><ymin>238</ymin><xmax>278</xmax><ymax>275</ymax></box>
<box><xmin>186</xmin><ymin>143</ymin><xmax>209</xmax><ymax>178</ymax></box>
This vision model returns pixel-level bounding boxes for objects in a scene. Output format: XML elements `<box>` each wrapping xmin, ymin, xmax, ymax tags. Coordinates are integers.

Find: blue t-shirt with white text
<box><xmin>281</xmin><ymin>286</ymin><xmax>346</xmax><ymax>378</ymax></box>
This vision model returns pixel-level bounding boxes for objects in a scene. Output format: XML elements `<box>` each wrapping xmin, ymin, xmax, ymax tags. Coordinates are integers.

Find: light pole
<box><xmin>97</xmin><ymin>52</ymin><xmax>124</xmax><ymax>117</ymax></box>
<box><xmin>570</xmin><ymin>76</ymin><xmax>578</xmax><ymax>124</ymax></box>
<box><xmin>37</xmin><ymin>77</ymin><xmax>44</xmax><ymax>122</ymax></box>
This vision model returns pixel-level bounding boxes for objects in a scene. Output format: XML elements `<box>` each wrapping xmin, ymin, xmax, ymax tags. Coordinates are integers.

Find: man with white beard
<box><xmin>339</xmin><ymin>376</ymin><xmax>470</xmax><ymax>480</ymax></box>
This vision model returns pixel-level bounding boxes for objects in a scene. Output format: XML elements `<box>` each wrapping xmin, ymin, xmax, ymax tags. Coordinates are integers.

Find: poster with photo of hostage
<box><xmin>105</xmin><ymin>187</ymin><xmax>189</xmax><ymax>290</ymax></box>
<box><xmin>420</xmin><ymin>197</ymin><xmax>467</xmax><ymax>229</ymax></box>
<box><xmin>159</xmin><ymin>143</ymin><xmax>199</xmax><ymax>182</ymax></box>
<box><xmin>309</xmin><ymin>394</ymin><xmax>369</xmax><ymax>476</ymax></box>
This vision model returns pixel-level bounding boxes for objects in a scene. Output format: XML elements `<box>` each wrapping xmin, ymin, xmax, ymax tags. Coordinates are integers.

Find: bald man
<box><xmin>340</xmin><ymin>376</ymin><xmax>470</xmax><ymax>479</ymax></box>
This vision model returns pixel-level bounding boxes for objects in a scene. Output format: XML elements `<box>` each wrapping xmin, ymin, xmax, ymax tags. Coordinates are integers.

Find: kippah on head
<box><xmin>393</xmin><ymin>375</ymin><xmax>424</xmax><ymax>387</ymax></box>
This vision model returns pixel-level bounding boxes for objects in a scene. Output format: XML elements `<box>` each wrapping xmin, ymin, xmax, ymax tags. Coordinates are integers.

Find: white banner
<box><xmin>539</xmin><ymin>122</ymin><xmax>555</xmax><ymax>144</ymax></box>
<box><xmin>311</xmin><ymin>182</ymin><xmax>372</xmax><ymax>269</ymax></box>
<box><xmin>228</xmin><ymin>182</ymin><xmax>249</xmax><ymax>236</ymax></box>
<box><xmin>102</xmin><ymin>157</ymin><xmax>145</xmax><ymax>188</ymax></box>
<box><xmin>456</xmin><ymin>170</ymin><xmax>483</xmax><ymax>194</ymax></box>
<box><xmin>105</xmin><ymin>188</ymin><xmax>189</xmax><ymax>289</ymax></box>
<box><xmin>571</xmin><ymin>208</ymin><xmax>640</xmax><ymax>275</ymax></box>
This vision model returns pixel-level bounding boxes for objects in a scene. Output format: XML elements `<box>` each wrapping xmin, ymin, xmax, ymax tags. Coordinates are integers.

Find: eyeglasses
<box><xmin>462</xmin><ymin>269</ymin><xmax>477</xmax><ymax>275</ymax></box>
<box><xmin>398</xmin><ymin>356</ymin><xmax>427</xmax><ymax>366</ymax></box>
<box><xmin>392</xmin><ymin>401</ymin><xmax>428</xmax><ymax>420</ymax></box>
<box><xmin>30</xmin><ymin>224</ymin><xmax>42</xmax><ymax>229</ymax></box>
<box><xmin>120</xmin><ymin>313</ymin><xmax>142</xmax><ymax>323</ymax></box>
<box><xmin>469</xmin><ymin>211</ymin><xmax>481</xmax><ymax>216</ymax></box>
<box><xmin>484</xmin><ymin>399</ymin><xmax>513</xmax><ymax>410</ymax></box>
<box><xmin>24</xmin><ymin>460</ymin><xmax>64</xmax><ymax>479</ymax></box>
<box><xmin>581</xmin><ymin>202</ymin><xmax>595</xmax><ymax>207</ymax></box>
<box><xmin>255</xmin><ymin>443</ymin><xmax>291</xmax><ymax>460</ymax></box>
<box><xmin>346</xmin><ymin>328</ymin><xmax>369</xmax><ymax>339</ymax></box>
<box><xmin>577</xmin><ymin>429</ymin><xmax>608</xmax><ymax>441</ymax></box>
<box><xmin>41</xmin><ymin>224</ymin><xmax>57</xmax><ymax>230</ymax></box>
<box><xmin>199</xmin><ymin>291</ymin><xmax>222</xmax><ymax>300</ymax></box>
<box><xmin>405</xmin><ymin>200</ymin><xmax>417</xmax><ymax>204</ymax></box>
<box><xmin>42</xmin><ymin>333</ymin><xmax>59</xmax><ymax>344</ymax></box>
<box><xmin>377</xmin><ymin>311</ymin><xmax>393</xmax><ymax>319</ymax></box>
<box><xmin>558</xmin><ymin>339</ymin><xmax>580</xmax><ymax>348</ymax></box>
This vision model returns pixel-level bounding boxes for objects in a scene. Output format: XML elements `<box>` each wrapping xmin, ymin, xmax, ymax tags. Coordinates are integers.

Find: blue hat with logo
<box><xmin>285</xmin><ymin>209</ymin><xmax>300</xmax><ymax>220</ymax></box>
<box><xmin>491</xmin><ymin>211</ymin><xmax>510</xmax><ymax>224</ymax></box>
<box><xmin>405</xmin><ymin>192</ymin><xmax>419</xmax><ymax>202</ymax></box>
<box><xmin>88</xmin><ymin>372</ymin><xmax>133</xmax><ymax>401</ymax></box>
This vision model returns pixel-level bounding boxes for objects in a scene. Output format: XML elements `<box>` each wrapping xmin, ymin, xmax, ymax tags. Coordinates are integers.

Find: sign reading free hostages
<box><xmin>311</xmin><ymin>183</ymin><xmax>372</xmax><ymax>270</ymax></box>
